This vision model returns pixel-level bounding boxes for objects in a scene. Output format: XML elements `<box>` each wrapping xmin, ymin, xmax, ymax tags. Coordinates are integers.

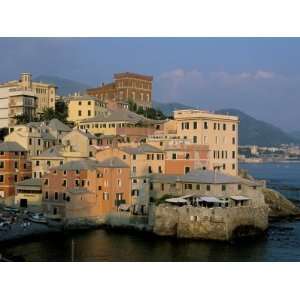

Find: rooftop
<box><xmin>0</xmin><ymin>142</ymin><xmax>26</xmax><ymax>152</ymax></box>
<box><xmin>120</xmin><ymin>143</ymin><xmax>163</xmax><ymax>155</ymax></box>
<box><xmin>97</xmin><ymin>157</ymin><xmax>129</xmax><ymax>168</ymax></box>
<box><xmin>16</xmin><ymin>178</ymin><xmax>42</xmax><ymax>187</ymax></box>
<box><xmin>114</xmin><ymin>72</ymin><xmax>153</xmax><ymax>81</ymax></box>
<box><xmin>56</xmin><ymin>159</ymin><xmax>100</xmax><ymax>171</ymax></box>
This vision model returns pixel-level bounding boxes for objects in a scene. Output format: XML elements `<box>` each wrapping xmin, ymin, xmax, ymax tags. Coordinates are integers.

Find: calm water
<box><xmin>1</xmin><ymin>163</ymin><xmax>300</xmax><ymax>262</ymax></box>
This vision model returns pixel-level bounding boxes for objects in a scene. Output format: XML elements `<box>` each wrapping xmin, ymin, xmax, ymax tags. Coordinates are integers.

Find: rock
<box><xmin>262</xmin><ymin>188</ymin><xmax>300</xmax><ymax>218</ymax></box>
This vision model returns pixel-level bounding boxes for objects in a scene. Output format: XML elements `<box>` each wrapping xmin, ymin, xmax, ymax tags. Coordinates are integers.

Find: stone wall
<box><xmin>153</xmin><ymin>204</ymin><xmax>269</xmax><ymax>241</ymax></box>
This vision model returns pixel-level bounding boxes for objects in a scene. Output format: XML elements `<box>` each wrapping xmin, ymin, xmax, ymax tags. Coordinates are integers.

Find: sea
<box><xmin>1</xmin><ymin>162</ymin><xmax>300</xmax><ymax>262</ymax></box>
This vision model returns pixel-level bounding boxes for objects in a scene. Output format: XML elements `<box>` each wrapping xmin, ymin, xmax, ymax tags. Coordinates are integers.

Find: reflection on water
<box><xmin>2</xmin><ymin>220</ymin><xmax>300</xmax><ymax>262</ymax></box>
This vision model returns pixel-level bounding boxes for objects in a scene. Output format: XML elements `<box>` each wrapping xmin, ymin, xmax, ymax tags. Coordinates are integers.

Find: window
<box><xmin>232</xmin><ymin>151</ymin><xmax>236</xmax><ymax>159</ymax></box>
<box><xmin>185</xmin><ymin>153</ymin><xmax>190</xmax><ymax>159</ymax></box>
<box><xmin>158</xmin><ymin>166</ymin><xmax>162</xmax><ymax>173</ymax></box>
<box><xmin>47</xmin><ymin>161</ymin><xmax>51</xmax><ymax>167</ymax></box>
<box><xmin>132</xmin><ymin>166</ymin><xmax>136</xmax><ymax>173</ymax></box>
<box><xmin>117</xmin><ymin>179</ymin><xmax>122</xmax><ymax>187</ymax></box>
<box><xmin>184</xmin><ymin>184</ymin><xmax>192</xmax><ymax>190</ymax></box>
<box><xmin>196</xmin><ymin>184</ymin><xmax>200</xmax><ymax>190</ymax></box>
<box><xmin>123</xmin><ymin>154</ymin><xmax>126</xmax><ymax>160</ymax></box>
<box><xmin>98</xmin><ymin>186</ymin><xmax>102</xmax><ymax>190</ymax></box>
<box><xmin>36</xmin><ymin>160</ymin><xmax>40</xmax><ymax>166</ymax></box>
<box><xmin>29</xmin><ymin>138</ymin><xmax>32</xmax><ymax>145</ymax></box>
<box><xmin>161</xmin><ymin>184</ymin><xmax>164</xmax><ymax>191</ymax></box>
<box><xmin>54</xmin><ymin>192</ymin><xmax>58</xmax><ymax>200</ymax></box>
<box><xmin>232</xmin><ymin>124</ymin><xmax>236</xmax><ymax>131</ymax></box>
<box><xmin>133</xmin><ymin>154</ymin><xmax>136</xmax><ymax>160</ymax></box>
<box><xmin>232</xmin><ymin>163</ymin><xmax>236</xmax><ymax>170</ymax></box>
<box><xmin>45</xmin><ymin>192</ymin><xmax>48</xmax><ymax>199</ymax></box>
<box><xmin>214</xmin><ymin>123</ymin><xmax>217</xmax><ymax>130</ymax></box>
<box><xmin>0</xmin><ymin>175</ymin><xmax>3</xmax><ymax>182</ymax></box>
<box><xmin>206</xmin><ymin>185</ymin><xmax>210</xmax><ymax>191</ymax></box>
<box><xmin>204</xmin><ymin>122</ymin><xmax>208</xmax><ymax>129</ymax></box>
<box><xmin>193</xmin><ymin>122</ymin><xmax>197</xmax><ymax>129</ymax></box>
<box><xmin>88</xmin><ymin>101</ymin><xmax>91</xmax><ymax>105</ymax></box>
<box><xmin>44</xmin><ymin>179</ymin><xmax>49</xmax><ymax>185</ymax></box>
<box><xmin>193</xmin><ymin>136</ymin><xmax>197</xmax><ymax>144</ymax></box>
<box><xmin>103</xmin><ymin>192</ymin><xmax>109</xmax><ymax>200</ymax></box>
<box><xmin>62</xmin><ymin>179</ymin><xmax>67</xmax><ymax>187</ymax></box>
<box><xmin>148</xmin><ymin>166</ymin><xmax>152</xmax><ymax>174</ymax></box>
<box><xmin>147</xmin><ymin>154</ymin><xmax>150</xmax><ymax>160</ymax></box>
<box><xmin>150</xmin><ymin>183</ymin><xmax>153</xmax><ymax>190</ymax></box>
<box><xmin>63</xmin><ymin>170</ymin><xmax>67</xmax><ymax>175</ymax></box>
<box><xmin>78</xmin><ymin>101</ymin><xmax>82</xmax><ymax>105</ymax></box>
<box><xmin>172</xmin><ymin>153</ymin><xmax>177</xmax><ymax>160</ymax></box>
<box><xmin>232</xmin><ymin>137</ymin><xmax>236</xmax><ymax>145</ymax></box>
<box><xmin>222</xmin><ymin>184</ymin><xmax>226</xmax><ymax>191</ymax></box>
<box><xmin>78</xmin><ymin>110</ymin><xmax>82</xmax><ymax>116</ymax></box>
<box><xmin>0</xmin><ymin>161</ymin><xmax>4</xmax><ymax>168</ymax></box>
<box><xmin>185</xmin><ymin>167</ymin><xmax>190</xmax><ymax>174</ymax></box>
<box><xmin>238</xmin><ymin>184</ymin><xmax>242</xmax><ymax>190</ymax></box>
<box><xmin>88</xmin><ymin>110</ymin><xmax>91</xmax><ymax>116</ymax></box>
<box><xmin>14</xmin><ymin>175</ymin><xmax>18</xmax><ymax>182</ymax></box>
<box><xmin>223</xmin><ymin>124</ymin><xmax>226</xmax><ymax>130</ymax></box>
<box><xmin>223</xmin><ymin>163</ymin><xmax>226</xmax><ymax>170</ymax></box>
<box><xmin>38</xmin><ymin>139</ymin><xmax>41</xmax><ymax>146</ymax></box>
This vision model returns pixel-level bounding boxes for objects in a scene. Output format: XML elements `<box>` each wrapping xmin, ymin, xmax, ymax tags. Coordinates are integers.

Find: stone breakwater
<box><xmin>153</xmin><ymin>204</ymin><xmax>269</xmax><ymax>241</ymax></box>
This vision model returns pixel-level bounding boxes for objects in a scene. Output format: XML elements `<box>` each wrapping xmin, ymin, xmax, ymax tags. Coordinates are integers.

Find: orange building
<box><xmin>87</xmin><ymin>72</ymin><xmax>153</xmax><ymax>109</ymax></box>
<box><xmin>164</xmin><ymin>144</ymin><xmax>209</xmax><ymax>175</ymax></box>
<box><xmin>0</xmin><ymin>142</ymin><xmax>32</xmax><ymax>201</ymax></box>
<box><xmin>42</xmin><ymin>158</ymin><xmax>131</xmax><ymax>220</ymax></box>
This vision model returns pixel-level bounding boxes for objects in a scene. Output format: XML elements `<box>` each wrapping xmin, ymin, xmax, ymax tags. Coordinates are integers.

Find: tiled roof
<box><xmin>67</xmin><ymin>187</ymin><xmax>93</xmax><ymax>195</ymax></box>
<box><xmin>48</xmin><ymin>119</ymin><xmax>71</xmax><ymax>132</ymax></box>
<box><xmin>120</xmin><ymin>143</ymin><xmax>163</xmax><ymax>155</ymax></box>
<box><xmin>56</xmin><ymin>159</ymin><xmax>100</xmax><ymax>171</ymax></box>
<box><xmin>97</xmin><ymin>157</ymin><xmax>129</xmax><ymax>168</ymax></box>
<box><xmin>0</xmin><ymin>142</ymin><xmax>26</xmax><ymax>152</ymax></box>
<box><xmin>16</xmin><ymin>178</ymin><xmax>42</xmax><ymax>187</ymax></box>
<box><xmin>37</xmin><ymin>145</ymin><xmax>64</xmax><ymax>158</ymax></box>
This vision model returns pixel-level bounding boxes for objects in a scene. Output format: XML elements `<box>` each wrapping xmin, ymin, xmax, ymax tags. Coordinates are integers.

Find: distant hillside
<box><xmin>34</xmin><ymin>75</ymin><xmax>91</xmax><ymax>96</ymax></box>
<box><xmin>153</xmin><ymin>101</ymin><xmax>193</xmax><ymax>116</ymax></box>
<box><xmin>290</xmin><ymin>130</ymin><xmax>300</xmax><ymax>142</ymax></box>
<box><xmin>216</xmin><ymin>109</ymin><xmax>298</xmax><ymax>146</ymax></box>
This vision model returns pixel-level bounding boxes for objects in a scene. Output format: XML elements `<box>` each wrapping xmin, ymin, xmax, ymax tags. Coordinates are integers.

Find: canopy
<box><xmin>165</xmin><ymin>197</ymin><xmax>188</xmax><ymax>204</ymax></box>
<box><xmin>230</xmin><ymin>196</ymin><xmax>249</xmax><ymax>201</ymax></box>
<box><xmin>198</xmin><ymin>196</ymin><xmax>228</xmax><ymax>204</ymax></box>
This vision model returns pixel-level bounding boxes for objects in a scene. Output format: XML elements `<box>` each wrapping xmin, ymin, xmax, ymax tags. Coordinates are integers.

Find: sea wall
<box><xmin>153</xmin><ymin>204</ymin><xmax>269</xmax><ymax>241</ymax></box>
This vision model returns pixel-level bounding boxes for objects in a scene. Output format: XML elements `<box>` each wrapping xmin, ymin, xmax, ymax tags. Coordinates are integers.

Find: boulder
<box><xmin>262</xmin><ymin>188</ymin><xmax>300</xmax><ymax>218</ymax></box>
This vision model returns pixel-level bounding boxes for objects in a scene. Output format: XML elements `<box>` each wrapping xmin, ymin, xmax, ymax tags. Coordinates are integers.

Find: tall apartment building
<box><xmin>0</xmin><ymin>73</ymin><xmax>57</xmax><ymax>115</ymax></box>
<box><xmin>0</xmin><ymin>86</ymin><xmax>37</xmax><ymax>128</ymax></box>
<box><xmin>87</xmin><ymin>72</ymin><xmax>153</xmax><ymax>109</ymax></box>
<box><xmin>171</xmin><ymin>109</ymin><xmax>239</xmax><ymax>176</ymax></box>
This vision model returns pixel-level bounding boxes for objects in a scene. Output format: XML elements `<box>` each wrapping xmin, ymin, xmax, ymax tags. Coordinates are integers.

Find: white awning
<box><xmin>119</xmin><ymin>204</ymin><xmax>131</xmax><ymax>211</ymax></box>
<box><xmin>165</xmin><ymin>197</ymin><xmax>188</xmax><ymax>204</ymax></box>
<box><xmin>230</xmin><ymin>196</ymin><xmax>249</xmax><ymax>201</ymax></box>
<box><xmin>198</xmin><ymin>196</ymin><xmax>228</xmax><ymax>204</ymax></box>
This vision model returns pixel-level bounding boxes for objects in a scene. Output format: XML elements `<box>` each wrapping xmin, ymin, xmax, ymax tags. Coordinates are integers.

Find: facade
<box><xmin>67</xmin><ymin>95</ymin><xmax>107</xmax><ymax>124</ymax></box>
<box><xmin>87</xmin><ymin>72</ymin><xmax>153</xmax><ymax>109</ymax></box>
<box><xmin>0</xmin><ymin>86</ymin><xmax>37</xmax><ymax>128</ymax></box>
<box><xmin>78</xmin><ymin>109</ymin><xmax>160</xmax><ymax>141</ymax></box>
<box><xmin>0</xmin><ymin>142</ymin><xmax>32</xmax><ymax>202</ymax></box>
<box><xmin>5</xmin><ymin>118</ymin><xmax>71</xmax><ymax>157</ymax></box>
<box><xmin>42</xmin><ymin>158</ymin><xmax>131</xmax><ymax>220</ymax></box>
<box><xmin>15</xmin><ymin>178</ymin><xmax>43</xmax><ymax>211</ymax></box>
<box><xmin>0</xmin><ymin>73</ymin><xmax>57</xmax><ymax>114</ymax></box>
<box><xmin>152</xmin><ymin>110</ymin><xmax>239</xmax><ymax>176</ymax></box>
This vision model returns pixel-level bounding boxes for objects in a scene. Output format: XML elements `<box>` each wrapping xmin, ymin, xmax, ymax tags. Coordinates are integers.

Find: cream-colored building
<box><xmin>5</xmin><ymin>118</ymin><xmax>71</xmax><ymax>157</ymax></box>
<box><xmin>173</xmin><ymin>109</ymin><xmax>239</xmax><ymax>176</ymax></box>
<box><xmin>0</xmin><ymin>86</ymin><xmax>37</xmax><ymax>128</ymax></box>
<box><xmin>0</xmin><ymin>73</ymin><xmax>57</xmax><ymax>114</ymax></box>
<box><xmin>67</xmin><ymin>95</ymin><xmax>107</xmax><ymax>124</ymax></box>
<box><xmin>31</xmin><ymin>128</ymin><xmax>100</xmax><ymax>178</ymax></box>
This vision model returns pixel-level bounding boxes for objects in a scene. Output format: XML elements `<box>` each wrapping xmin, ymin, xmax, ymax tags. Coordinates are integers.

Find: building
<box><xmin>0</xmin><ymin>86</ymin><xmax>37</xmax><ymax>128</ymax></box>
<box><xmin>78</xmin><ymin>109</ymin><xmax>161</xmax><ymax>142</ymax></box>
<box><xmin>87</xmin><ymin>72</ymin><xmax>153</xmax><ymax>109</ymax></box>
<box><xmin>148</xmin><ymin>169</ymin><xmax>264</xmax><ymax>201</ymax></box>
<box><xmin>160</xmin><ymin>109</ymin><xmax>239</xmax><ymax>176</ymax></box>
<box><xmin>66</xmin><ymin>94</ymin><xmax>107</xmax><ymax>124</ymax></box>
<box><xmin>42</xmin><ymin>158</ymin><xmax>131</xmax><ymax>221</ymax></box>
<box><xmin>15</xmin><ymin>178</ymin><xmax>43</xmax><ymax>211</ymax></box>
<box><xmin>5</xmin><ymin>118</ymin><xmax>71</xmax><ymax>157</ymax></box>
<box><xmin>0</xmin><ymin>142</ymin><xmax>32</xmax><ymax>203</ymax></box>
<box><xmin>0</xmin><ymin>73</ymin><xmax>57</xmax><ymax>114</ymax></box>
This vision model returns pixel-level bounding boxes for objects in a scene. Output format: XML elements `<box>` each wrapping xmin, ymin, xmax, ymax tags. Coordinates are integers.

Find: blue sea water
<box><xmin>1</xmin><ymin>163</ymin><xmax>300</xmax><ymax>262</ymax></box>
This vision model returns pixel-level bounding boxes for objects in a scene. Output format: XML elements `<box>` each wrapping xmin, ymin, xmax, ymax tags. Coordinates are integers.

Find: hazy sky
<box><xmin>0</xmin><ymin>37</ymin><xmax>299</xmax><ymax>131</ymax></box>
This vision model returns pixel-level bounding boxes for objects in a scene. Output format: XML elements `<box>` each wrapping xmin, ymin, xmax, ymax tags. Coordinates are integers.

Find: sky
<box><xmin>0</xmin><ymin>37</ymin><xmax>299</xmax><ymax>132</ymax></box>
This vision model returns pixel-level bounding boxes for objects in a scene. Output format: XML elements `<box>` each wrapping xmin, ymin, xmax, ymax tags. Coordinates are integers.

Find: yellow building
<box><xmin>67</xmin><ymin>95</ymin><xmax>107</xmax><ymax>124</ymax></box>
<box><xmin>172</xmin><ymin>109</ymin><xmax>239</xmax><ymax>176</ymax></box>
<box><xmin>79</xmin><ymin>109</ymin><xmax>158</xmax><ymax>136</ymax></box>
<box><xmin>0</xmin><ymin>73</ymin><xmax>57</xmax><ymax>114</ymax></box>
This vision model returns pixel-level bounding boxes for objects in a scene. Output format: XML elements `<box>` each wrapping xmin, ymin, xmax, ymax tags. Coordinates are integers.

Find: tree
<box><xmin>40</xmin><ymin>108</ymin><xmax>57</xmax><ymax>121</ymax></box>
<box><xmin>13</xmin><ymin>114</ymin><xmax>34</xmax><ymax>125</ymax></box>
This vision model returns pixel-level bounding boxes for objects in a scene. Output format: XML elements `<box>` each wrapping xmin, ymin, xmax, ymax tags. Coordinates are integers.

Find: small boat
<box><xmin>28</xmin><ymin>213</ymin><xmax>47</xmax><ymax>224</ymax></box>
<box><xmin>3</xmin><ymin>206</ymin><xmax>19</xmax><ymax>213</ymax></box>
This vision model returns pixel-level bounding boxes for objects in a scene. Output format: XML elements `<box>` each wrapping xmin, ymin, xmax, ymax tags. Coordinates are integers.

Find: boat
<box><xmin>3</xmin><ymin>206</ymin><xmax>19</xmax><ymax>213</ymax></box>
<box><xmin>28</xmin><ymin>213</ymin><xmax>47</xmax><ymax>224</ymax></box>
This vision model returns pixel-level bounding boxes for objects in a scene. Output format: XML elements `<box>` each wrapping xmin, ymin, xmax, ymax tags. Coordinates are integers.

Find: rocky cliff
<box><xmin>262</xmin><ymin>188</ymin><xmax>300</xmax><ymax>218</ymax></box>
